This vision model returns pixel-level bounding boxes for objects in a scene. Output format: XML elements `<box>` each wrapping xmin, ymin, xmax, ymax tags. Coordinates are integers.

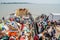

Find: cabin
<box><xmin>49</xmin><ymin>13</ymin><xmax>60</xmax><ymax>21</ymax></box>
<box><xmin>49</xmin><ymin>13</ymin><xmax>60</xmax><ymax>25</ymax></box>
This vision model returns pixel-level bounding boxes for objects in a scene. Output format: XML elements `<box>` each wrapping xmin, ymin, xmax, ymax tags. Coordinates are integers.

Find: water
<box><xmin>0</xmin><ymin>4</ymin><xmax>60</xmax><ymax>18</ymax></box>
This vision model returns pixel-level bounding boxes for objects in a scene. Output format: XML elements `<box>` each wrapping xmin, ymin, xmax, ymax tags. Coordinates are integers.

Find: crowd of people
<box><xmin>0</xmin><ymin>8</ymin><xmax>60</xmax><ymax>40</ymax></box>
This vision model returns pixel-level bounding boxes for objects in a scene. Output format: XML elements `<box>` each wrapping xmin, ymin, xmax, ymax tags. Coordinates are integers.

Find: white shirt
<box><xmin>38</xmin><ymin>33</ymin><xmax>43</xmax><ymax>38</ymax></box>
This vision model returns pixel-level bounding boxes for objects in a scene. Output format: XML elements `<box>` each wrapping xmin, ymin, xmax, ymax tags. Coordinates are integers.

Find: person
<box><xmin>58</xmin><ymin>35</ymin><xmax>60</xmax><ymax>40</ymax></box>
<box><xmin>38</xmin><ymin>31</ymin><xmax>45</xmax><ymax>40</ymax></box>
<box><xmin>0</xmin><ymin>21</ymin><xmax>7</xmax><ymax>32</ymax></box>
<box><xmin>38</xmin><ymin>33</ymin><xmax>43</xmax><ymax>40</ymax></box>
<box><xmin>20</xmin><ymin>35</ymin><xmax>25</xmax><ymax>40</ymax></box>
<box><xmin>23</xmin><ymin>24</ymin><xmax>30</xmax><ymax>34</ymax></box>
<box><xmin>51</xmin><ymin>27</ymin><xmax>56</xmax><ymax>37</ymax></box>
<box><xmin>51</xmin><ymin>36</ymin><xmax>57</xmax><ymax>40</ymax></box>
<box><xmin>0</xmin><ymin>20</ymin><xmax>4</xmax><ymax>30</ymax></box>
<box><xmin>15</xmin><ymin>17</ymin><xmax>20</xmax><ymax>23</ymax></box>
<box><xmin>2</xmin><ymin>16</ymin><xmax>5</xmax><ymax>21</ymax></box>
<box><xmin>20</xmin><ymin>23</ymin><xmax>25</xmax><ymax>31</ymax></box>
<box><xmin>8</xmin><ymin>25</ymin><xmax>18</xmax><ymax>37</ymax></box>
<box><xmin>1</xmin><ymin>33</ymin><xmax>9</xmax><ymax>40</ymax></box>
<box><xmin>0</xmin><ymin>33</ymin><xmax>3</xmax><ymax>39</ymax></box>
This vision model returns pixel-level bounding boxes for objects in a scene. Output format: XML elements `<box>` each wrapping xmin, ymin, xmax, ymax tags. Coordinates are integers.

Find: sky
<box><xmin>0</xmin><ymin>0</ymin><xmax>60</xmax><ymax>4</ymax></box>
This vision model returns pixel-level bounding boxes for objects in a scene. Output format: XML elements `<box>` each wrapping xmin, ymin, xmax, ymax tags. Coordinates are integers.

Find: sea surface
<box><xmin>0</xmin><ymin>4</ymin><xmax>60</xmax><ymax>18</ymax></box>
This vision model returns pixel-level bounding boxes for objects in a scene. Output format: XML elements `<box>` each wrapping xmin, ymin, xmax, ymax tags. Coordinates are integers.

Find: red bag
<box><xmin>34</xmin><ymin>34</ymin><xmax>39</xmax><ymax>40</ymax></box>
<box><xmin>21</xmin><ymin>24</ymin><xmax>24</xmax><ymax>30</ymax></box>
<box><xmin>9</xmin><ymin>36</ymin><xmax>15</xmax><ymax>40</ymax></box>
<box><xmin>9</xmin><ymin>18</ymin><xmax>14</xmax><ymax>21</ymax></box>
<box><xmin>20</xmin><ymin>36</ymin><xmax>25</xmax><ymax>40</ymax></box>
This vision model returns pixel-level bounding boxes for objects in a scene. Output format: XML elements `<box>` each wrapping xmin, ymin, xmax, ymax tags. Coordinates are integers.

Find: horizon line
<box><xmin>0</xmin><ymin>2</ymin><xmax>60</xmax><ymax>4</ymax></box>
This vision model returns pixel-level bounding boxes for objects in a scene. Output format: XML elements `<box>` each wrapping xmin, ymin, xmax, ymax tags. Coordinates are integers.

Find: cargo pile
<box><xmin>0</xmin><ymin>8</ymin><xmax>60</xmax><ymax>40</ymax></box>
